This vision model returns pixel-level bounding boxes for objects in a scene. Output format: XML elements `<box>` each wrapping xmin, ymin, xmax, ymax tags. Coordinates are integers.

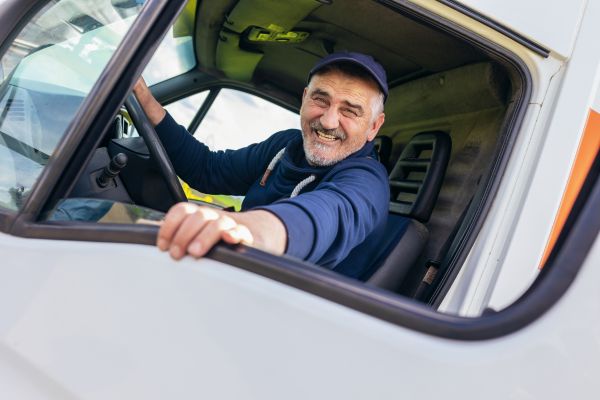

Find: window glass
<box><xmin>196</xmin><ymin>89</ymin><xmax>299</xmax><ymax>151</ymax></box>
<box><xmin>142</xmin><ymin>0</ymin><xmax>197</xmax><ymax>86</ymax></box>
<box><xmin>0</xmin><ymin>0</ymin><xmax>145</xmax><ymax>211</ymax></box>
<box><xmin>180</xmin><ymin>89</ymin><xmax>299</xmax><ymax>209</ymax></box>
<box><xmin>46</xmin><ymin>198</ymin><xmax>164</xmax><ymax>224</ymax></box>
<box><xmin>164</xmin><ymin>91</ymin><xmax>209</xmax><ymax>128</ymax></box>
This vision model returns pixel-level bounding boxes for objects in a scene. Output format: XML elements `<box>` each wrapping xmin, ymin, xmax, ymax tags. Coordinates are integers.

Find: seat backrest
<box><xmin>388</xmin><ymin>131</ymin><xmax>452</xmax><ymax>222</ymax></box>
<box><xmin>365</xmin><ymin>131</ymin><xmax>452</xmax><ymax>290</ymax></box>
<box><xmin>373</xmin><ymin>135</ymin><xmax>393</xmax><ymax>171</ymax></box>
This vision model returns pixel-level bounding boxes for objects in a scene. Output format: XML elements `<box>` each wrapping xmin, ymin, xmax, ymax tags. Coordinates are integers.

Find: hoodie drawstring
<box><xmin>290</xmin><ymin>175</ymin><xmax>316</xmax><ymax>198</ymax></box>
<box><xmin>259</xmin><ymin>147</ymin><xmax>316</xmax><ymax>198</ymax></box>
<box><xmin>259</xmin><ymin>148</ymin><xmax>285</xmax><ymax>186</ymax></box>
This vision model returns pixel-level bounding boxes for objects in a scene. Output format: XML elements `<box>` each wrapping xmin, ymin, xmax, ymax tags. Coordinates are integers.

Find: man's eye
<box><xmin>313</xmin><ymin>97</ymin><xmax>327</xmax><ymax>105</ymax></box>
<box><xmin>342</xmin><ymin>108</ymin><xmax>358</xmax><ymax>117</ymax></box>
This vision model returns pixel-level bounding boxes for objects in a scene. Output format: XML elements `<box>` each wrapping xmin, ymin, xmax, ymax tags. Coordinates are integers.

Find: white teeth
<box><xmin>315</xmin><ymin>129</ymin><xmax>338</xmax><ymax>141</ymax></box>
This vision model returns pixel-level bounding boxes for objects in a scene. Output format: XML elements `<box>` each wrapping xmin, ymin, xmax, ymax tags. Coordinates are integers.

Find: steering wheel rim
<box><xmin>124</xmin><ymin>94</ymin><xmax>187</xmax><ymax>204</ymax></box>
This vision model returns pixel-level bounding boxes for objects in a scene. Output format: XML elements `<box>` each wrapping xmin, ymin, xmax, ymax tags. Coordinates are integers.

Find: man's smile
<box><xmin>314</xmin><ymin>128</ymin><xmax>340</xmax><ymax>142</ymax></box>
<box><xmin>310</xmin><ymin>121</ymin><xmax>346</xmax><ymax>144</ymax></box>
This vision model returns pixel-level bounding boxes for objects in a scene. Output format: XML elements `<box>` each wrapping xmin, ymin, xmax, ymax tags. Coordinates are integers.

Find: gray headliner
<box><xmin>195</xmin><ymin>0</ymin><xmax>486</xmax><ymax>101</ymax></box>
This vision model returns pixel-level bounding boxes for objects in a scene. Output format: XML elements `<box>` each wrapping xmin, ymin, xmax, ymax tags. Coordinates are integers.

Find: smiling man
<box><xmin>134</xmin><ymin>52</ymin><xmax>390</xmax><ymax>279</ymax></box>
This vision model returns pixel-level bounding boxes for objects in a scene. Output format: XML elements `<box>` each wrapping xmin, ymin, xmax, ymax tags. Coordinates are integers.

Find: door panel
<box><xmin>1</xmin><ymin>231</ymin><xmax>598</xmax><ymax>399</ymax></box>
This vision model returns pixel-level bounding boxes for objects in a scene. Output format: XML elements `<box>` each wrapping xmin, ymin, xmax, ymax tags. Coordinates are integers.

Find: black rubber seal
<box><xmin>438</xmin><ymin>0</ymin><xmax>551</xmax><ymax>57</ymax></box>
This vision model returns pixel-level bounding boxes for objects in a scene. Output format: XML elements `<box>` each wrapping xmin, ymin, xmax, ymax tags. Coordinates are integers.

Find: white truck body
<box><xmin>0</xmin><ymin>0</ymin><xmax>599</xmax><ymax>398</ymax></box>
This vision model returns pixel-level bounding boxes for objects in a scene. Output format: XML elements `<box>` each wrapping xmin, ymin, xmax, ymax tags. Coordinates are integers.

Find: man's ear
<box><xmin>366</xmin><ymin>112</ymin><xmax>385</xmax><ymax>142</ymax></box>
<box><xmin>300</xmin><ymin>88</ymin><xmax>308</xmax><ymax>112</ymax></box>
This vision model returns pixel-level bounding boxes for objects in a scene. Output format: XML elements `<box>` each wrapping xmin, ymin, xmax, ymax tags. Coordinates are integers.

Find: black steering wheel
<box><xmin>124</xmin><ymin>94</ymin><xmax>187</xmax><ymax>204</ymax></box>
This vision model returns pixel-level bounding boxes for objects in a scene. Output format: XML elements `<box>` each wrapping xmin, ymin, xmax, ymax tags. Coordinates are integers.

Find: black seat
<box><xmin>366</xmin><ymin>131</ymin><xmax>451</xmax><ymax>290</ymax></box>
<box><xmin>373</xmin><ymin>135</ymin><xmax>392</xmax><ymax>171</ymax></box>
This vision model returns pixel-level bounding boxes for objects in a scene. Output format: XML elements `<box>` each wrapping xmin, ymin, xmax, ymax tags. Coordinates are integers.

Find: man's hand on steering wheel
<box><xmin>129</xmin><ymin>78</ymin><xmax>187</xmax><ymax>204</ymax></box>
<box><xmin>133</xmin><ymin>78</ymin><xmax>166</xmax><ymax>126</ymax></box>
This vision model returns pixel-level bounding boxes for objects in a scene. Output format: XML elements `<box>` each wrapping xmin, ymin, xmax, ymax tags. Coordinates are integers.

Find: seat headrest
<box><xmin>388</xmin><ymin>131</ymin><xmax>451</xmax><ymax>222</ymax></box>
<box><xmin>373</xmin><ymin>136</ymin><xmax>392</xmax><ymax>171</ymax></box>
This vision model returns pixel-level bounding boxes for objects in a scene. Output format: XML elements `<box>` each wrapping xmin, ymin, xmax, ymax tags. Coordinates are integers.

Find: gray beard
<box><xmin>302</xmin><ymin>121</ymin><xmax>351</xmax><ymax>166</ymax></box>
<box><xmin>303</xmin><ymin>140</ymin><xmax>345</xmax><ymax>167</ymax></box>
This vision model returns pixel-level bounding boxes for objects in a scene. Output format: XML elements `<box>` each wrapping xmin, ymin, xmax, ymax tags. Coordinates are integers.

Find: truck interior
<box><xmin>136</xmin><ymin>0</ymin><xmax>524</xmax><ymax>302</ymax></box>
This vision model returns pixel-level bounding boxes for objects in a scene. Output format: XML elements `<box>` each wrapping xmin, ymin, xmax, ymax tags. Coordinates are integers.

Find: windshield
<box><xmin>0</xmin><ymin>0</ymin><xmax>145</xmax><ymax>210</ymax></box>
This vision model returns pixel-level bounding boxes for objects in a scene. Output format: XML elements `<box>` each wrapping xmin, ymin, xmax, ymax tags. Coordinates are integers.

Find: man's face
<box><xmin>299</xmin><ymin>69</ymin><xmax>385</xmax><ymax>166</ymax></box>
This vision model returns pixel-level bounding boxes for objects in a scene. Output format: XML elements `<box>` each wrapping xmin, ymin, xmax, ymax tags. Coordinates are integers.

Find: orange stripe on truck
<box><xmin>540</xmin><ymin>109</ymin><xmax>600</xmax><ymax>268</ymax></box>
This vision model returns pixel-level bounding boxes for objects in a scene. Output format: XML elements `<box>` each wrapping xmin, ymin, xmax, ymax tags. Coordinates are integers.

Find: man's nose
<box><xmin>320</xmin><ymin>107</ymin><xmax>340</xmax><ymax>130</ymax></box>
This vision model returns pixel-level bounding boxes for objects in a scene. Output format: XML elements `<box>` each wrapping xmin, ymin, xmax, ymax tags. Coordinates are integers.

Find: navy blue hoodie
<box><xmin>155</xmin><ymin>113</ymin><xmax>389</xmax><ymax>278</ymax></box>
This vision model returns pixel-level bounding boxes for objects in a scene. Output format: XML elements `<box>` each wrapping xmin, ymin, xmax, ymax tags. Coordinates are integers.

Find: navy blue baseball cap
<box><xmin>308</xmin><ymin>51</ymin><xmax>388</xmax><ymax>101</ymax></box>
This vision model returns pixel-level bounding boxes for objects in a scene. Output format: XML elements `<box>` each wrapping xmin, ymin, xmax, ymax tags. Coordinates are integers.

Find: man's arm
<box><xmin>132</xmin><ymin>78</ymin><xmax>293</xmax><ymax>196</ymax></box>
<box><xmin>132</xmin><ymin>79</ymin><xmax>290</xmax><ymax>258</ymax></box>
<box><xmin>157</xmin><ymin>203</ymin><xmax>287</xmax><ymax>260</ymax></box>
<box><xmin>257</xmin><ymin>160</ymin><xmax>390</xmax><ymax>268</ymax></box>
<box><xmin>133</xmin><ymin>78</ymin><xmax>166</xmax><ymax>126</ymax></box>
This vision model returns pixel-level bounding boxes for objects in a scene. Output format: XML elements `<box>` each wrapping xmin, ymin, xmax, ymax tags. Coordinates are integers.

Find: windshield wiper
<box><xmin>0</xmin><ymin>129</ymin><xmax>50</xmax><ymax>165</ymax></box>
